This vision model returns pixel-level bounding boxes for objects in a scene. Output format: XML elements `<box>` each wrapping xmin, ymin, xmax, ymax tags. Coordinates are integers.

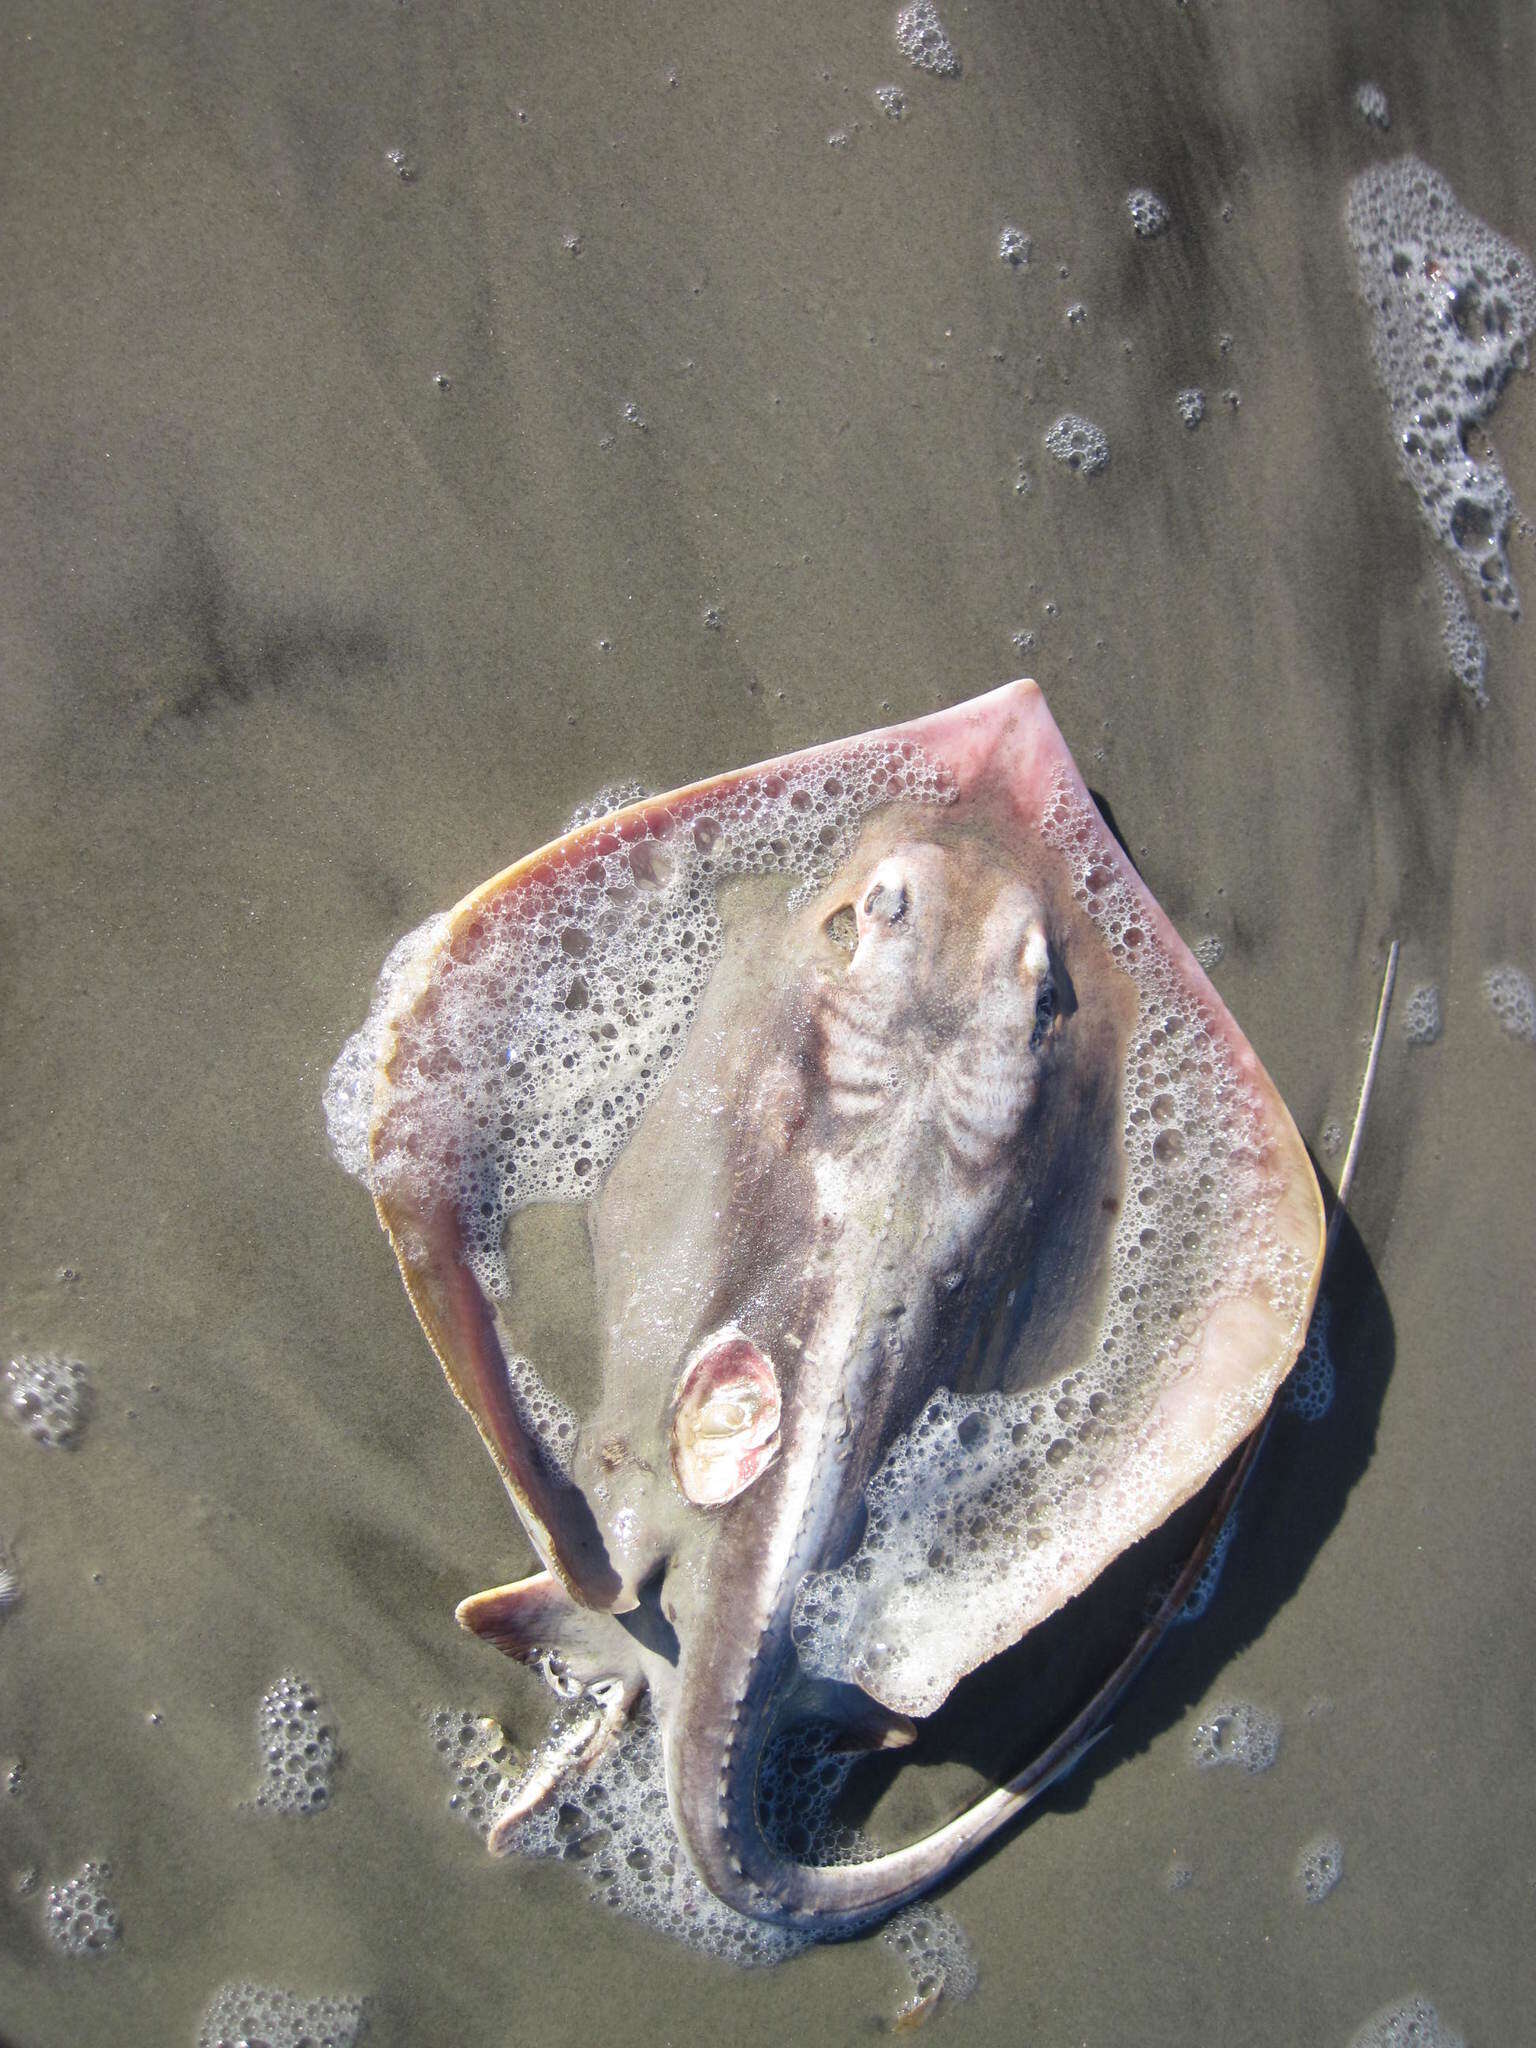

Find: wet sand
<box><xmin>2</xmin><ymin>1</ymin><xmax>1533</xmax><ymax>2042</ymax></box>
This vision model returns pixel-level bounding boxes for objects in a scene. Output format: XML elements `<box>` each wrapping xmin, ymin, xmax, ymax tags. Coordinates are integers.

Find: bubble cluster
<box><xmin>565</xmin><ymin>782</ymin><xmax>649</xmax><ymax>832</ymax></box>
<box><xmin>0</xmin><ymin>1539</ymin><xmax>18</xmax><ymax>1619</ymax></box>
<box><xmin>1354</xmin><ymin>81</ymin><xmax>1391</xmax><ymax>131</ymax></box>
<box><xmin>1438</xmin><ymin>571</ymin><xmax>1488</xmax><ymax>704</ymax></box>
<box><xmin>1403</xmin><ymin>982</ymin><xmax>1443</xmax><ymax>1045</ymax></box>
<box><xmin>895</xmin><ymin>1</ymin><xmax>960</xmax><ymax>77</ymax></box>
<box><xmin>1044</xmin><ymin>413</ymin><xmax>1109</xmax><ymax>477</ymax></box>
<box><xmin>1482</xmin><ymin>963</ymin><xmax>1536</xmax><ymax>1041</ymax></box>
<box><xmin>4</xmin><ymin>1352</ymin><xmax>90</xmax><ymax>1448</ymax></box>
<box><xmin>1348</xmin><ymin>1995</ymin><xmax>1465</xmax><ymax>2048</ymax></box>
<box><xmin>1192</xmin><ymin>932</ymin><xmax>1224</xmax><ymax>969</ymax></box>
<box><xmin>883</xmin><ymin>1902</ymin><xmax>977</xmax><ymax>2023</ymax></box>
<box><xmin>998</xmin><ymin>225</ymin><xmax>1031</xmax><ymax>270</ymax></box>
<box><xmin>44</xmin><ymin>1860</ymin><xmax>121</xmax><ymax>1957</ymax></box>
<box><xmin>1284</xmin><ymin>1296</ymin><xmax>1335</xmax><ymax>1423</ymax></box>
<box><xmin>323</xmin><ymin>916</ymin><xmax>450</xmax><ymax>1179</ymax></box>
<box><xmin>1346</xmin><ymin>157</ymin><xmax>1536</xmax><ymax>612</ymax></box>
<box><xmin>793</xmin><ymin>782</ymin><xmax>1317</xmax><ymax>1716</ymax></box>
<box><xmin>251</xmin><ymin>1675</ymin><xmax>338</xmax><ymax>1815</ymax></box>
<box><xmin>328</xmin><ymin>742</ymin><xmax>952</xmax><ymax>1305</ymax></box>
<box><xmin>1176</xmin><ymin>387</ymin><xmax>1207</xmax><ymax>429</ymax></box>
<box><xmin>1295</xmin><ymin>1831</ymin><xmax>1344</xmax><ymax>1902</ymax></box>
<box><xmin>1127</xmin><ymin>188</ymin><xmax>1171</xmax><ymax>239</ymax></box>
<box><xmin>431</xmin><ymin>1699</ymin><xmax>855</xmax><ymax>1966</ymax></box>
<box><xmin>198</xmin><ymin>1983</ymin><xmax>366</xmax><ymax>2048</ymax></box>
<box><xmin>1191</xmin><ymin>1700</ymin><xmax>1280</xmax><ymax>1773</ymax></box>
<box><xmin>873</xmin><ymin>84</ymin><xmax>908</xmax><ymax>120</ymax></box>
<box><xmin>429</xmin><ymin>1707</ymin><xmax>524</xmax><ymax>1840</ymax></box>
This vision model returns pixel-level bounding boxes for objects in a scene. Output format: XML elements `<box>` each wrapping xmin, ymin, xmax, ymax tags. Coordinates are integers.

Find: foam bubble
<box><xmin>883</xmin><ymin>1902</ymin><xmax>977</xmax><ymax>2023</ymax></box>
<box><xmin>431</xmin><ymin>1699</ymin><xmax>837</xmax><ymax>1965</ymax></box>
<box><xmin>998</xmin><ymin>224</ymin><xmax>1031</xmax><ymax>270</ymax></box>
<box><xmin>1127</xmin><ymin>188</ymin><xmax>1171</xmax><ymax>239</ymax></box>
<box><xmin>251</xmin><ymin>1674</ymin><xmax>338</xmax><ymax>1816</ymax></box>
<box><xmin>1354</xmin><ymin>82</ymin><xmax>1391</xmax><ymax>131</ymax></box>
<box><xmin>1192</xmin><ymin>931</ymin><xmax>1224</xmax><ymax>968</ymax></box>
<box><xmin>1295</xmin><ymin>1831</ymin><xmax>1344</xmax><ymax>1902</ymax></box>
<box><xmin>44</xmin><ymin>1860</ymin><xmax>121</xmax><ymax>1957</ymax></box>
<box><xmin>1348</xmin><ymin>1995</ymin><xmax>1465</xmax><ymax>2048</ymax></box>
<box><xmin>1482</xmin><ymin>962</ymin><xmax>1536</xmax><ymax>1041</ymax></box>
<box><xmin>425</xmin><ymin>1696</ymin><xmax>960</xmax><ymax>1978</ymax></box>
<box><xmin>0</xmin><ymin>1539</ymin><xmax>17</xmax><ymax>1619</ymax></box>
<box><xmin>1438</xmin><ymin>571</ymin><xmax>1488</xmax><ymax>704</ymax></box>
<box><xmin>198</xmin><ymin>1982</ymin><xmax>366</xmax><ymax>2048</ymax></box>
<box><xmin>4</xmin><ymin>1352</ymin><xmax>90</xmax><ymax>1448</ymax></box>
<box><xmin>330</xmin><ymin>744</ymin><xmax>951</xmax><ymax>1303</ymax></box>
<box><xmin>1044</xmin><ymin>412</ymin><xmax>1109</xmax><ymax>476</ymax></box>
<box><xmin>1403</xmin><ymin>982</ymin><xmax>1443</xmax><ymax>1045</ymax></box>
<box><xmin>324</xmin><ymin>915</ymin><xmax>451</xmax><ymax>1178</ymax></box>
<box><xmin>428</xmin><ymin>1707</ymin><xmax>525</xmax><ymax>1841</ymax></box>
<box><xmin>1284</xmin><ymin>1297</ymin><xmax>1335</xmax><ymax>1423</ymax></box>
<box><xmin>1191</xmin><ymin>1700</ymin><xmax>1280</xmax><ymax>1773</ymax></box>
<box><xmin>895</xmin><ymin>1</ymin><xmax>960</xmax><ymax>77</ymax></box>
<box><xmin>1346</xmin><ymin>157</ymin><xmax>1536</xmax><ymax>612</ymax></box>
<box><xmin>1177</xmin><ymin>388</ymin><xmax>1207</xmax><ymax>429</ymax></box>
<box><xmin>873</xmin><ymin>84</ymin><xmax>908</xmax><ymax>120</ymax></box>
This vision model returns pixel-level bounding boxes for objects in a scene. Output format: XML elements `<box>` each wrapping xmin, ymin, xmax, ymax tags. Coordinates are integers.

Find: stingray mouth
<box><xmin>669</xmin><ymin>1327</ymin><xmax>782</xmax><ymax>1508</ymax></box>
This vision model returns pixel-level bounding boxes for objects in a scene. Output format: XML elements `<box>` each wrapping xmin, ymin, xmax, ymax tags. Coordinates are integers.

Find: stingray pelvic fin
<box><xmin>457</xmin><ymin>1570</ymin><xmax>578</xmax><ymax>1659</ymax></box>
<box><xmin>456</xmin><ymin>1568</ymin><xmax>642</xmax><ymax>1686</ymax></box>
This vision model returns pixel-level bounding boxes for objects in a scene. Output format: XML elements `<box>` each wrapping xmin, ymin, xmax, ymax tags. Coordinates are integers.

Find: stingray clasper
<box><xmin>328</xmin><ymin>680</ymin><xmax>1324</xmax><ymax>1933</ymax></box>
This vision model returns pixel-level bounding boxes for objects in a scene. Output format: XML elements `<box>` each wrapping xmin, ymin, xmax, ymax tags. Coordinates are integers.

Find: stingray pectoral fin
<box><xmin>374</xmin><ymin>1188</ymin><xmax>624</xmax><ymax>1610</ymax></box>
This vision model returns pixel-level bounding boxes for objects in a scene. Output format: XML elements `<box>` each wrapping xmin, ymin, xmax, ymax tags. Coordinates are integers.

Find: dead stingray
<box><xmin>328</xmin><ymin>680</ymin><xmax>1327</xmax><ymax>1933</ymax></box>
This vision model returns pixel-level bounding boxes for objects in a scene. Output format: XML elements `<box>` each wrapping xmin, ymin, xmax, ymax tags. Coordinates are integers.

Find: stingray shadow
<box><xmin>836</xmin><ymin>1189</ymin><xmax>1395</xmax><ymax>1874</ymax></box>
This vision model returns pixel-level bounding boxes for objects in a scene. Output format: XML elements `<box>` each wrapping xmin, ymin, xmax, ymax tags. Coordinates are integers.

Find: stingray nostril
<box><xmin>861</xmin><ymin>878</ymin><xmax>909</xmax><ymax>926</ymax></box>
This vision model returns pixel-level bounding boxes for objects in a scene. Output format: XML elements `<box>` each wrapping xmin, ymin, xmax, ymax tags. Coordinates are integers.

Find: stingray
<box><xmin>328</xmin><ymin>680</ymin><xmax>1341</xmax><ymax>1934</ymax></box>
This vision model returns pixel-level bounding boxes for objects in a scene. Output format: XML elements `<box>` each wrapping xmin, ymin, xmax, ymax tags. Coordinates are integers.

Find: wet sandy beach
<box><xmin>2</xmin><ymin>2</ymin><xmax>1534</xmax><ymax>2042</ymax></box>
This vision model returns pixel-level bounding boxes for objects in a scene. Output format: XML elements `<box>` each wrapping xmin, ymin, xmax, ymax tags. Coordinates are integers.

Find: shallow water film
<box><xmin>3</xmin><ymin>3</ymin><xmax>1534</xmax><ymax>2044</ymax></box>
